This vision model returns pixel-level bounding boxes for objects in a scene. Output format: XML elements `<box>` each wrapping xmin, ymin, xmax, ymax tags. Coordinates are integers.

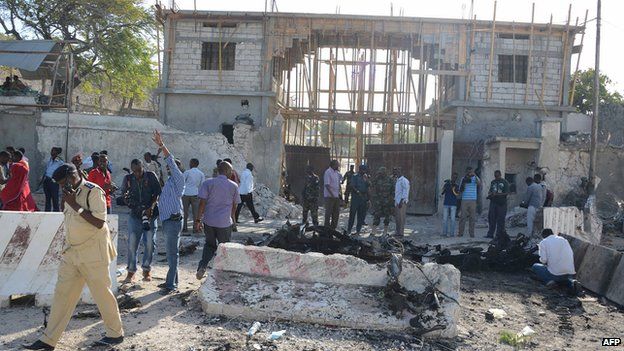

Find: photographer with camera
<box><xmin>121</xmin><ymin>156</ymin><xmax>161</xmax><ymax>283</ymax></box>
<box><xmin>152</xmin><ymin>130</ymin><xmax>186</xmax><ymax>295</ymax></box>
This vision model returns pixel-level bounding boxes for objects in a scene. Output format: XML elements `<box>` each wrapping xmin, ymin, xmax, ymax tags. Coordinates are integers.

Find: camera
<box><xmin>142</xmin><ymin>210</ymin><xmax>151</xmax><ymax>231</ymax></box>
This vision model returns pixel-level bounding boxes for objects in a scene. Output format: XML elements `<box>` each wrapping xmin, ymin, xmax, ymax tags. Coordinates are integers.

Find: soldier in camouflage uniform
<box><xmin>370</xmin><ymin>166</ymin><xmax>395</xmax><ymax>236</ymax></box>
<box><xmin>301</xmin><ymin>165</ymin><xmax>320</xmax><ymax>226</ymax></box>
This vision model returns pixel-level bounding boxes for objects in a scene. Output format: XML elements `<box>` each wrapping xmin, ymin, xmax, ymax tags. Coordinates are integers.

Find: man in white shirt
<box><xmin>393</xmin><ymin>167</ymin><xmax>410</xmax><ymax>237</ymax></box>
<box><xmin>323</xmin><ymin>160</ymin><xmax>342</xmax><ymax>229</ymax></box>
<box><xmin>182</xmin><ymin>158</ymin><xmax>205</xmax><ymax>233</ymax></box>
<box><xmin>532</xmin><ymin>228</ymin><xmax>579</xmax><ymax>293</ymax></box>
<box><xmin>235</xmin><ymin>163</ymin><xmax>263</xmax><ymax>224</ymax></box>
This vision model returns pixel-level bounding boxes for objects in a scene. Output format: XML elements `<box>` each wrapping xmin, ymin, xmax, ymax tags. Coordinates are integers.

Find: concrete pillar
<box><xmin>537</xmin><ymin>118</ymin><xmax>561</xmax><ymax>171</ymax></box>
<box><xmin>437</xmin><ymin>130</ymin><xmax>454</xmax><ymax>214</ymax></box>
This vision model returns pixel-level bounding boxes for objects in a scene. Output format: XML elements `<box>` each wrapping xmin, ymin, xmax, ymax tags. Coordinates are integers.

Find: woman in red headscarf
<box><xmin>0</xmin><ymin>150</ymin><xmax>37</xmax><ymax>211</ymax></box>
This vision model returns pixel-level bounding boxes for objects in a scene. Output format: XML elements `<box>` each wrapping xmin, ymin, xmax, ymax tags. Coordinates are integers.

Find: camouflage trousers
<box><xmin>372</xmin><ymin>205</ymin><xmax>394</xmax><ymax>226</ymax></box>
<box><xmin>302</xmin><ymin>199</ymin><xmax>319</xmax><ymax>225</ymax></box>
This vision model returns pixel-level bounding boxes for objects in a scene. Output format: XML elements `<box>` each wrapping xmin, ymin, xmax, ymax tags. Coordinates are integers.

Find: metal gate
<box><xmin>366</xmin><ymin>143</ymin><xmax>438</xmax><ymax>215</ymax></box>
<box><xmin>284</xmin><ymin>145</ymin><xmax>331</xmax><ymax>204</ymax></box>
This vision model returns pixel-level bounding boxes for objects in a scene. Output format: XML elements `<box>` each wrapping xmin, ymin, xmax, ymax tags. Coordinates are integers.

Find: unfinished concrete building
<box><xmin>156</xmin><ymin>9</ymin><xmax>584</xmax><ymax>213</ymax></box>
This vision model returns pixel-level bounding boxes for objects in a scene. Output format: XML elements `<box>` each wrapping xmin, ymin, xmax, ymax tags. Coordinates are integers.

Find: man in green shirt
<box><xmin>486</xmin><ymin>170</ymin><xmax>510</xmax><ymax>239</ymax></box>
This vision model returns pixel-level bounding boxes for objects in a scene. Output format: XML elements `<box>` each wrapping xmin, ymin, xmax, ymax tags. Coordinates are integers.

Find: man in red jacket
<box><xmin>0</xmin><ymin>150</ymin><xmax>37</xmax><ymax>211</ymax></box>
<box><xmin>88</xmin><ymin>154</ymin><xmax>115</xmax><ymax>214</ymax></box>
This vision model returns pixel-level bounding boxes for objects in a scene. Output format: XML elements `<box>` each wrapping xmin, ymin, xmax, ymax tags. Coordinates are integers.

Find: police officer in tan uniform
<box><xmin>25</xmin><ymin>163</ymin><xmax>123</xmax><ymax>350</ymax></box>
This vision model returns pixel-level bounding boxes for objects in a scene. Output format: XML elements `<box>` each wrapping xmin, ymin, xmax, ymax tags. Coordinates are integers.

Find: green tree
<box><xmin>0</xmin><ymin>0</ymin><xmax>157</xmax><ymax>108</ymax></box>
<box><xmin>572</xmin><ymin>69</ymin><xmax>623</xmax><ymax>114</ymax></box>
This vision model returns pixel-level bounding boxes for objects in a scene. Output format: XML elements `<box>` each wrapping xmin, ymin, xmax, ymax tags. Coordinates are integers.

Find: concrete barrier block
<box><xmin>606</xmin><ymin>259</ymin><xmax>624</xmax><ymax>306</ymax></box>
<box><xmin>561</xmin><ymin>234</ymin><xmax>591</xmax><ymax>271</ymax></box>
<box><xmin>0</xmin><ymin>211</ymin><xmax>119</xmax><ymax>307</ymax></box>
<box><xmin>577</xmin><ymin>244</ymin><xmax>622</xmax><ymax>295</ymax></box>
<box><xmin>203</xmin><ymin>243</ymin><xmax>461</xmax><ymax>338</ymax></box>
<box><xmin>213</xmin><ymin>243</ymin><xmax>389</xmax><ymax>286</ymax></box>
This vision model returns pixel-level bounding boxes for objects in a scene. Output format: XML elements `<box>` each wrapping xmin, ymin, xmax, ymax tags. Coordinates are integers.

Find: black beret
<box><xmin>51</xmin><ymin>163</ymin><xmax>77</xmax><ymax>182</ymax></box>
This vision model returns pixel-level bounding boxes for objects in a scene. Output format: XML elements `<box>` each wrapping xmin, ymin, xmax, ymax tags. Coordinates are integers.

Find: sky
<box><xmin>174</xmin><ymin>0</ymin><xmax>624</xmax><ymax>94</ymax></box>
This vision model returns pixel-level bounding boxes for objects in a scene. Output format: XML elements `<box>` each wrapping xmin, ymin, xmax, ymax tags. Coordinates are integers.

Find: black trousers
<box><xmin>487</xmin><ymin>202</ymin><xmax>507</xmax><ymax>237</ymax></box>
<box><xmin>43</xmin><ymin>177</ymin><xmax>60</xmax><ymax>212</ymax></box>
<box><xmin>235</xmin><ymin>193</ymin><xmax>260</xmax><ymax>221</ymax></box>
<box><xmin>198</xmin><ymin>225</ymin><xmax>232</xmax><ymax>271</ymax></box>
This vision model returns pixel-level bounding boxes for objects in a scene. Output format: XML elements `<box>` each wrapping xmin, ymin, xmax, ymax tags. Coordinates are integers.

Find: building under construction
<box><xmin>155</xmin><ymin>7</ymin><xmax>585</xmax><ymax>214</ymax></box>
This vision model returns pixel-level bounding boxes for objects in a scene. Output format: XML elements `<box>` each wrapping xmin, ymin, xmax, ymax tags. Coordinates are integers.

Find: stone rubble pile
<box><xmin>506</xmin><ymin>207</ymin><xmax>528</xmax><ymax>228</ymax></box>
<box><xmin>253</xmin><ymin>184</ymin><xmax>302</xmax><ymax>220</ymax></box>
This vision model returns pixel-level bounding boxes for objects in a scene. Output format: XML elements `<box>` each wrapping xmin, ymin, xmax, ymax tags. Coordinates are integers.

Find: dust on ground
<box><xmin>1</xmin><ymin>197</ymin><xmax>623</xmax><ymax>351</ymax></box>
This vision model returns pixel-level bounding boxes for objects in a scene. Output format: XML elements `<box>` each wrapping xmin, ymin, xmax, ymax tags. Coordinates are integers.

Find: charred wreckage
<box><xmin>245</xmin><ymin>222</ymin><xmax>538</xmax><ymax>334</ymax></box>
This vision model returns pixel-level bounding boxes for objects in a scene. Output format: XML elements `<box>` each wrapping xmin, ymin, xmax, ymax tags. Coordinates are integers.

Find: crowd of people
<box><xmin>3</xmin><ymin>133</ymin><xmax>578</xmax><ymax>350</ymax></box>
<box><xmin>300</xmin><ymin>161</ymin><xmax>410</xmax><ymax>237</ymax></box>
<box><xmin>439</xmin><ymin>167</ymin><xmax>552</xmax><ymax>239</ymax></box>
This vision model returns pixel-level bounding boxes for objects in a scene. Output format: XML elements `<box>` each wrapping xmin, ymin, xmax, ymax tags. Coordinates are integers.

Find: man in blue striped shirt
<box><xmin>152</xmin><ymin>130</ymin><xmax>186</xmax><ymax>295</ymax></box>
<box><xmin>458</xmin><ymin>166</ymin><xmax>481</xmax><ymax>238</ymax></box>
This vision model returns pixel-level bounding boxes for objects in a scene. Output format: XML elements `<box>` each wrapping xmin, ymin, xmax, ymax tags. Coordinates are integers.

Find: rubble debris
<box><xmin>73</xmin><ymin>309</ymin><xmax>100</xmax><ymax>319</ymax></box>
<box><xmin>382</xmin><ymin>254</ymin><xmax>449</xmax><ymax>335</ymax></box>
<box><xmin>177</xmin><ymin>289</ymin><xmax>194</xmax><ymax>306</ymax></box>
<box><xmin>485</xmin><ymin>308</ymin><xmax>507</xmax><ymax>321</ymax></box>
<box><xmin>253</xmin><ymin>184</ymin><xmax>302</xmax><ymax>219</ymax></box>
<box><xmin>435</xmin><ymin>233</ymin><xmax>538</xmax><ymax>272</ymax></box>
<box><xmin>506</xmin><ymin>207</ymin><xmax>528</xmax><ymax>228</ymax></box>
<box><xmin>258</xmin><ymin>222</ymin><xmax>537</xmax><ymax>273</ymax></box>
<box><xmin>256</xmin><ymin>222</ymin><xmax>432</xmax><ymax>263</ymax></box>
<box><xmin>247</xmin><ymin>321</ymin><xmax>261</xmax><ymax>338</ymax></box>
<box><xmin>179</xmin><ymin>241</ymin><xmax>200</xmax><ymax>257</ymax></box>
<box><xmin>256</xmin><ymin>222</ymin><xmax>390</xmax><ymax>262</ymax></box>
<box><xmin>158</xmin><ymin>241</ymin><xmax>200</xmax><ymax>261</ymax></box>
<box><xmin>117</xmin><ymin>293</ymin><xmax>142</xmax><ymax>310</ymax></box>
<box><xmin>267</xmin><ymin>330</ymin><xmax>286</xmax><ymax>340</ymax></box>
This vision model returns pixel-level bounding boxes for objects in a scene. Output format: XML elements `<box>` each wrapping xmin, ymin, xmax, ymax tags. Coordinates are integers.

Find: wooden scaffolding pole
<box><xmin>524</xmin><ymin>3</ymin><xmax>535</xmax><ymax>104</ymax></box>
<box><xmin>558</xmin><ymin>4</ymin><xmax>572</xmax><ymax>106</ymax></box>
<box><xmin>465</xmin><ymin>15</ymin><xmax>477</xmax><ymax>101</ymax></box>
<box><xmin>569</xmin><ymin>10</ymin><xmax>589</xmax><ymax>104</ymax></box>
<box><xmin>540</xmin><ymin>15</ymin><xmax>553</xmax><ymax>104</ymax></box>
<box><xmin>486</xmin><ymin>0</ymin><xmax>497</xmax><ymax>102</ymax></box>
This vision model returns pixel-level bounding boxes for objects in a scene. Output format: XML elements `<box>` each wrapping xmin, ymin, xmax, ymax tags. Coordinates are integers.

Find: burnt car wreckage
<box><xmin>245</xmin><ymin>222</ymin><xmax>538</xmax><ymax>334</ymax></box>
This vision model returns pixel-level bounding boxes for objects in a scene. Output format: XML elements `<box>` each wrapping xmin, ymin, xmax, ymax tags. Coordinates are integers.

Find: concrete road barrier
<box><xmin>563</xmin><ymin>236</ymin><xmax>624</xmax><ymax>306</ymax></box>
<box><xmin>201</xmin><ymin>243</ymin><xmax>461</xmax><ymax>337</ymax></box>
<box><xmin>0</xmin><ymin>211</ymin><xmax>118</xmax><ymax>307</ymax></box>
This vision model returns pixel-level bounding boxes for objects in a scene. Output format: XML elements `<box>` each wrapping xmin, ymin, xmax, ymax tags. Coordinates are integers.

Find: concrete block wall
<box><xmin>469</xmin><ymin>33</ymin><xmax>564</xmax><ymax>105</ymax></box>
<box><xmin>169</xmin><ymin>21</ymin><xmax>264</xmax><ymax>91</ymax></box>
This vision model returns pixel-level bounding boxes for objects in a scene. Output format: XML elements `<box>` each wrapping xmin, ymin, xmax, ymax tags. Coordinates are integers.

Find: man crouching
<box><xmin>24</xmin><ymin>164</ymin><xmax>123</xmax><ymax>350</ymax></box>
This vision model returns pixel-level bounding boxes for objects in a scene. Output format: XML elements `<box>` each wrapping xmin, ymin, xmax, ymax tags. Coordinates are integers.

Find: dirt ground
<box><xmin>1</xmin><ymin>197</ymin><xmax>623</xmax><ymax>351</ymax></box>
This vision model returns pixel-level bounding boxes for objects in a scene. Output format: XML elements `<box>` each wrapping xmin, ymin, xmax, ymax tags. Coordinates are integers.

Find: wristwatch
<box><xmin>77</xmin><ymin>207</ymin><xmax>84</xmax><ymax>214</ymax></box>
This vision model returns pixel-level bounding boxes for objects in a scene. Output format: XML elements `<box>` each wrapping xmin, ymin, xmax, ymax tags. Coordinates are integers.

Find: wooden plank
<box><xmin>540</xmin><ymin>15</ymin><xmax>553</xmax><ymax>104</ymax></box>
<box><xmin>524</xmin><ymin>3</ymin><xmax>535</xmax><ymax>104</ymax></box>
<box><xmin>466</xmin><ymin>15</ymin><xmax>477</xmax><ymax>101</ymax></box>
<box><xmin>411</xmin><ymin>69</ymin><xmax>468</xmax><ymax>76</ymax></box>
<box><xmin>558</xmin><ymin>4</ymin><xmax>572</xmax><ymax>106</ymax></box>
<box><xmin>486</xmin><ymin>0</ymin><xmax>497</xmax><ymax>102</ymax></box>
